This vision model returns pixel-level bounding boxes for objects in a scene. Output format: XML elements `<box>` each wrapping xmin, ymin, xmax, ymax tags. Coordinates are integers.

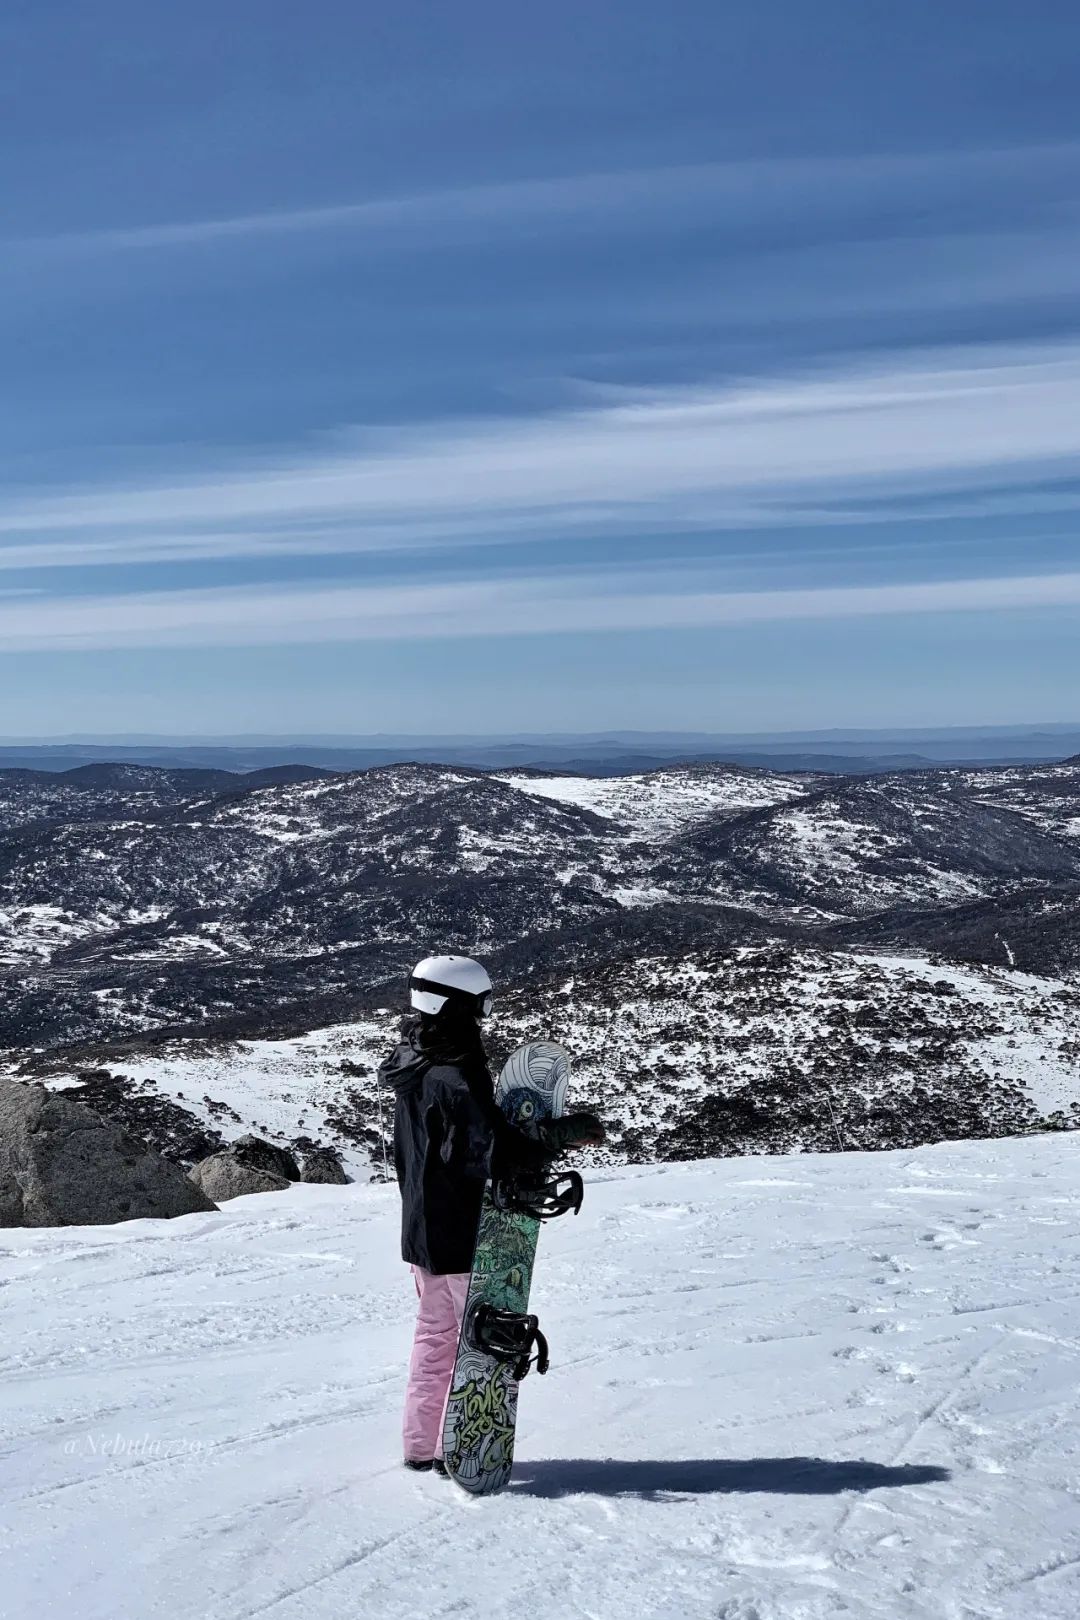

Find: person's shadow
<box><xmin>509</xmin><ymin>1457</ymin><xmax>950</xmax><ymax>1500</ymax></box>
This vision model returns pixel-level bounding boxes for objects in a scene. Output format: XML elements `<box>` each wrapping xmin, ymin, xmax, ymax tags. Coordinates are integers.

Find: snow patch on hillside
<box><xmin>502</xmin><ymin>767</ymin><xmax>807</xmax><ymax>839</ymax></box>
<box><xmin>0</xmin><ymin>902</ymin><xmax>105</xmax><ymax>963</ymax></box>
<box><xmin>771</xmin><ymin>804</ymin><xmax>988</xmax><ymax>911</ymax></box>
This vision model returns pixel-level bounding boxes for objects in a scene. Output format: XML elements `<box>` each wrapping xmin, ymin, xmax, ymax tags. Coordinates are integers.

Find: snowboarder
<box><xmin>380</xmin><ymin>954</ymin><xmax>604</xmax><ymax>1473</ymax></box>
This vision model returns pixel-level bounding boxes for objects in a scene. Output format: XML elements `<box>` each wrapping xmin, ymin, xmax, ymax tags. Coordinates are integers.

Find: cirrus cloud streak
<box><xmin>3</xmin><ymin>339</ymin><xmax>1080</xmax><ymax>576</ymax></box>
<box><xmin>1</xmin><ymin>567</ymin><xmax>1078</xmax><ymax>654</ymax></box>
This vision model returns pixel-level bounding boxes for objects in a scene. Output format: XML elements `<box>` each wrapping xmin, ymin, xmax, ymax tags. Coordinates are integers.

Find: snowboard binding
<box><xmin>491</xmin><ymin>1170</ymin><xmax>584</xmax><ymax>1221</ymax></box>
<box><xmin>467</xmin><ymin>1303</ymin><xmax>550</xmax><ymax>1380</ymax></box>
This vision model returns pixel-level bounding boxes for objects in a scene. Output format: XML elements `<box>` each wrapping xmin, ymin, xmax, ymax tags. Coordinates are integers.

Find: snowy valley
<box><xmin>1</xmin><ymin>756</ymin><xmax>1079</xmax><ymax>1176</ymax></box>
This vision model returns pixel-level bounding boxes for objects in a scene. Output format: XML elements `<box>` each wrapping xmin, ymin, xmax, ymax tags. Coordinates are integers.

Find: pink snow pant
<box><xmin>402</xmin><ymin>1265</ymin><xmax>470</xmax><ymax>1463</ymax></box>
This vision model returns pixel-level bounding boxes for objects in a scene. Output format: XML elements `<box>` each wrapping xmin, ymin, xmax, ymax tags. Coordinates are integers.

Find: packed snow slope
<box><xmin>3</xmin><ymin>1135</ymin><xmax>1078</xmax><ymax>1620</ymax></box>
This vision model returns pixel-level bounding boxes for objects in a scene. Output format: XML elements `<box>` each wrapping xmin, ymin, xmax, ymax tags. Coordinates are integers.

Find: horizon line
<box><xmin>2</xmin><ymin>722</ymin><xmax>1078</xmax><ymax>746</ymax></box>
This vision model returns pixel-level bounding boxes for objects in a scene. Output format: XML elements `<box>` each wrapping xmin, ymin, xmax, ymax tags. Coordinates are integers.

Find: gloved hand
<box><xmin>537</xmin><ymin>1111</ymin><xmax>606</xmax><ymax>1153</ymax></box>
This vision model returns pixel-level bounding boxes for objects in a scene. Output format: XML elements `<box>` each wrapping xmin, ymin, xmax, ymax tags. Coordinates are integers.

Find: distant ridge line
<box><xmin>1</xmin><ymin>735</ymin><xmax>1079</xmax><ymax>778</ymax></box>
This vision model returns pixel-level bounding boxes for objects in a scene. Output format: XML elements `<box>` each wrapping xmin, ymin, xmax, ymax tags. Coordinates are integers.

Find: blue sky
<box><xmin>3</xmin><ymin>0</ymin><xmax>1080</xmax><ymax>736</ymax></box>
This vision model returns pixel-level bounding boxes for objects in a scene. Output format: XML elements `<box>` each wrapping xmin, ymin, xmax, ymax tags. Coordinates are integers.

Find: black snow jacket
<box><xmin>382</xmin><ymin>1021</ymin><xmax>552</xmax><ymax>1275</ymax></box>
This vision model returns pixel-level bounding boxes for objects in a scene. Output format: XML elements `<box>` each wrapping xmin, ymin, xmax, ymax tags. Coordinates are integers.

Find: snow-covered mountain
<box><xmin>3</xmin><ymin>756</ymin><xmax>1079</xmax><ymax>1174</ymax></box>
<box><xmin>955</xmin><ymin>758</ymin><xmax>1080</xmax><ymax>839</ymax></box>
<box><xmin>4</xmin><ymin>1134</ymin><xmax>1078</xmax><ymax>1619</ymax></box>
<box><xmin>0</xmin><ymin>760</ymin><xmax>335</xmax><ymax>832</ymax></box>
<box><xmin>690</xmin><ymin>778</ymin><xmax>1080</xmax><ymax>917</ymax></box>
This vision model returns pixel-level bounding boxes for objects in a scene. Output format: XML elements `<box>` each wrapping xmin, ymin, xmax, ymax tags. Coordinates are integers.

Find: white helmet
<box><xmin>409</xmin><ymin>955</ymin><xmax>493</xmax><ymax>1020</ymax></box>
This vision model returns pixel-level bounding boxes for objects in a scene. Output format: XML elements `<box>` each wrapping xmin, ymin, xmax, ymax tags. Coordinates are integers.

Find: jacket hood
<box><xmin>380</xmin><ymin>1016</ymin><xmax>492</xmax><ymax>1094</ymax></box>
<box><xmin>380</xmin><ymin>1028</ymin><xmax>431</xmax><ymax>1095</ymax></box>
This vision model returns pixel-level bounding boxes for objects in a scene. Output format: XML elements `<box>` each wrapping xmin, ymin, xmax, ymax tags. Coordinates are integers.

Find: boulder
<box><xmin>188</xmin><ymin>1153</ymin><xmax>290</xmax><ymax>1202</ymax></box>
<box><xmin>230</xmin><ymin>1135</ymin><xmax>300</xmax><ymax>1181</ymax></box>
<box><xmin>300</xmin><ymin>1147</ymin><xmax>349</xmax><ymax>1185</ymax></box>
<box><xmin>0</xmin><ymin>1078</ymin><xmax>217</xmax><ymax>1228</ymax></box>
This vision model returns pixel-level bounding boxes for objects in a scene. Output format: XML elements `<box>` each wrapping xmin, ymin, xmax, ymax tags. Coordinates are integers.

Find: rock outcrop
<box><xmin>0</xmin><ymin>1078</ymin><xmax>216</xmax><ymax>1228</ymax></box>
<box><xmin>188</xmin><ymin>1152</ymin><xmax>290</xmax><ymax>1202</ymax></box>
<box><xmin>300</xmin><ymin>1147</ymin><xmax>349</xmax><ymax>1185</ymax></box>
<box><xmin>229</xmin><ymin>1135</ymin><xmax>301</xmax><ymax>1182</ymax></box>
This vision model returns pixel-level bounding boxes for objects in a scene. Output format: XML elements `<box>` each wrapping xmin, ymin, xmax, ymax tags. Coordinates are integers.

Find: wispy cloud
<box><xmin>3</xmin><ymin>339</ymin><xmax>1080</xmax><ymax>573</ymax></box>
<box><xmin>6</xmin><ymin>142</ymin><xmax>1077</xmax><ymax>257</ymax></box>
<box><xmin>3</xmin><ymin>567</ymin><xmax>1078</xmax><ymax>654</ymax></box>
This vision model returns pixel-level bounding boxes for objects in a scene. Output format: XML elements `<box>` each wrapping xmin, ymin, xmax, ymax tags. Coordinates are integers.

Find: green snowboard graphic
<box><xmin>441</xmin><ymin>1041</ymin><xmax>570</xmax><ymax>1495</ymax></box>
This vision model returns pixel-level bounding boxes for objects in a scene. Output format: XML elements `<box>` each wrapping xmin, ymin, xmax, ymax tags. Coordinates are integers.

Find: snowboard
<box><xmin>441</xmin><ymin>1041</ymin><xmax>573</xmax><ymax>1495</ymax></box>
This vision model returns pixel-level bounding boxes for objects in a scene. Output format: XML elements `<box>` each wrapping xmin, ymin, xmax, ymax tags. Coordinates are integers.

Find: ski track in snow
<box><xmin>2</xmin><ymin>1136</ymin><xmax>1079</xmax><ymax>1620</ymax></box>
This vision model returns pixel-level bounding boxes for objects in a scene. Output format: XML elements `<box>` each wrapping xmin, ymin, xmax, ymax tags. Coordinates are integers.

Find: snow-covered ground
<box><xmin>105</xmin><ymin>1020</ymin><xmax>394</xmax><ymax>1180</ymax></box>
<box><xmin>3</xmin><ymin>1135</ymin><xmax>1078</xmax><ymax>1619</ymax></box>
